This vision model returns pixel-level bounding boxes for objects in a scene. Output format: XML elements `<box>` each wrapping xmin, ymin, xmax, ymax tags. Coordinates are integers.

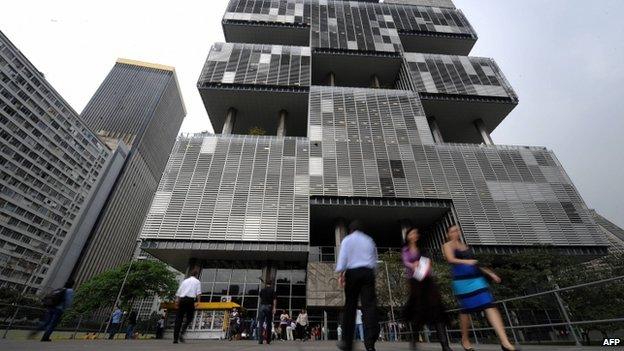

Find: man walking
<box><xmin>257</xmin><ymin>280</ymin><xmax>277</xmax><ymax>345</ymax></box>
<box><xmin>336</xmin><ymin>220</ymin><xmax>379</xmax><ymax>351</ymax></box>
<box><xmin>108</xmin><ymin>305</ymin><xmax>123</xmax><ymax>339</ymax></box>
<box><xmin>125</xmin><ymin>310</ymin><xmax>138</xmax><ymax>339</ymax></box>
<box><xmin>173</xmin><ymin>268</ymin><xmax>202</xmax><ymax>344</ymax></box>
<box><xmin>30</xmin><ymin>279</ymin><xmax>74</xmax><ymax>341</ymax></box>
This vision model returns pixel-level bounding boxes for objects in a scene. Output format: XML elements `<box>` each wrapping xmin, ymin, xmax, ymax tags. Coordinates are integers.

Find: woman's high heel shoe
<box><xmin>461</xmin><ymin>342</ymin><xmax>475</xmax><ymax>351</ymax></box>
<box><xmin>501</xmin><ymin>345</ymin><xmax>519</xmax><ymax>351</ymax></box>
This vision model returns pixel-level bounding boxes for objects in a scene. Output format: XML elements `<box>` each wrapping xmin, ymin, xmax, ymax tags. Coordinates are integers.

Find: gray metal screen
<box><xmin>199</xmin><ymin>43</ymin><xmax>311</xmax><ymax>87</ymax></box>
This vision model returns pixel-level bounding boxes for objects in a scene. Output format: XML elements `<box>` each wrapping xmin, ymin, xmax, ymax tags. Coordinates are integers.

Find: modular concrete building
<box><xmin>0</xmin><ymin>31</ymin><xmax>128</xmax><ymax>293</ymax></box>
<box><xmin>140</xmin><ymin>0</ymin><xmax>609</xmax><ymax>337</ymax></box>
<box><xmin>71</xmin><ymin>59</ymin><xmax>186</xmax><ymax>285</ymax></box>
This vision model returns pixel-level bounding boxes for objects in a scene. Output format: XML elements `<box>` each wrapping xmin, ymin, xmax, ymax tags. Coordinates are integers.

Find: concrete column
<box><xmin>474</xmin><ymin>118</ymin><xmax>494</xmax><ymax>145</ymax></box>
<box><xmin>334</xmin><ymin>218</ymin><xmax>348</xmax><ymax>247</ymax></box>
<box><xmin>222</xmin><ymin>107</ymin><xmax>237</xmax><ymax>135</ymax></box>
<box><xmin>427</xmin><ymin>116</ymin><xmax>444</xmax><ymax>144</ymax></box>
<box><xmin>399</xmin><ymin>219</ymin><xmax>413</xmax><ymax>243</ymax></box>
<box><xmin>370</xmin><ymin>74</ymin><xmax>381</xmax><ymax>89</ymax></box>
<box><xmin>327</xmin><ymin>71</ymin><xmax>336</xmax><ymax>86</ymax></box>
<box><xmin>277</xmin><ymin>110</ymin><xmax>288</xmax><ymax>137</ymax></box>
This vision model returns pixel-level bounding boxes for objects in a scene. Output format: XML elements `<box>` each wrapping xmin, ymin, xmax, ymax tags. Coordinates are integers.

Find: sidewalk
<box><xmin>0</xmin><ymin>340</ymin><xmax>606</xmax><ymax>351</ymax></box>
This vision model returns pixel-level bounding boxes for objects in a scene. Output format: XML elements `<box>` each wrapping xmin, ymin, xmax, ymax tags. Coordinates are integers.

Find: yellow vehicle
<box><xmin>161</xmin><ymin>301</ymin><xmax>243</xmax><ymax>340</ymax></box>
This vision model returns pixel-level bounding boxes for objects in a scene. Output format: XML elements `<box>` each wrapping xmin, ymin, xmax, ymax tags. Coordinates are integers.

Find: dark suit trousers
<box><xmin>341</xmin><ymin>267</ymin><xmax>378</xmax><ymax>350</ymax></box>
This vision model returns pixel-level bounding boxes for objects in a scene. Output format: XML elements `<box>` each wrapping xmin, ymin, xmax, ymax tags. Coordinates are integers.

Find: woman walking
<box><xmin>402</xmin><ymin>227</ymin><xmax>453</xmax><ymax>351</ymax></box>
<box><xmin>442</xmin><ymin>225</ymin><xmax>517</xmax><ymax>351</ymax></box>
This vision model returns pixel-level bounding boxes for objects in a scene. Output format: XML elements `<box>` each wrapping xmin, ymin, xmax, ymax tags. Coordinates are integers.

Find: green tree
<box><xmin>71</xmin><ymin>260</ymin><xmax>178</xmax><ymax>314</ymax></box>
<box><xmin>248</xmin><ymin>126</ymin><xmax>266</xmax><ymax>135</ymax></box>
<box><xmin>556</xmin><ymin>253</ymin><xmax>624</xmax><ymax>344</ymax></box>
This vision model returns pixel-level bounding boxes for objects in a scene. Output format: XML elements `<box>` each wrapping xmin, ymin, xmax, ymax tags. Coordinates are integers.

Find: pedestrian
<box><xmin>257</xmin><ymin>280</ymin><xmax>277</xmax><ymax>345</ymax></box>
<box><xmin>228</xmin><ymin>308</ymin><xmax>241</xmax><ymax>340</ymax></box>
<box><xmin>155</xmin><ymin>315</ymin><xmax>165</xmax><ymax>339</ymax></box>
<box><xmin>337</xmin><ymin>324</ymin><xmax>342</xmax><ymax>341</ymax></box>
<box><xmin>335</xmin><ymin>220</ymin><xmax>379</xmax><ymax>351</ymax></box>
<box><xmin>287</xmin><ymin>319</ymin><xmax>295</xmax><ymax>340</ymax></box>
<box><xmin>402</xmin><ymin>227</ymin><xmax>453</xmax><ymax>351</ymax></box>
<box><xmin>29</xmin><ymin>279</ymin><xmax>74</xmax><ymax>342</ymax></box>
<box><xmin>355</xmin><ymin>308</ymin><xmax>364</xmax><ymax>341</ymax></box>
<box><xmin>279</xmin><ymin>310</ymin><xmax>290</xmax><ymax>340</ymax></box>
<box><xmin>442</xmin><ymin>225</ymin><xmax>517</xmax><ymax>351</ymax></box>
<box><xmin>295</xmin><ymin>308</ymin><xmax>309</xmax><ymax>340</ymax></box>
<box><xmin>126</xmin><ymin>310</ymin><xmax>138</xmax><ymax>339</ymax></box>
<box><xmin>108</xmin><ymin>305</ymin><xmax>123</xmax><ymax>339</ymax></box>
<box><xmin>173</xmin><ymin>267</ymin><xmax>202</xmax><ymax>344</ymax></box>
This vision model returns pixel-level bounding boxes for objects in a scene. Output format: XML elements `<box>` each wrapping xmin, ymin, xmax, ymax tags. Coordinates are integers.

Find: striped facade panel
<box><xmin>309</xmin><ymin>1</ymin><xmax>402</xmax><ymax>53</ymax></box>
<box><xmin>223</xmin><ymin>0</ymin><xmax>476</xmax><ymax>45</ymax></box>
<box><xmin>401</xmin><ymin>53</ymin><xmax>518</xmax><ymax>101</ymax></box>
<box><xmin>224</xmin><ymin>0</ymin><xmax>308</xmax><ymax>25</ymax></box>
<box><xmin>73</xmin><ymin>152</ymin><xmax>158</xmax><ymax>284</ymax></box>
<box><xmin>73</xmin><ymin>63</ymin><xmax>185</xmax><ymax>285</ymax></box>
<box><xmin>388</xmin><ymin>3</ymin><xmax>475</xmax><ymax>37</ymax></box>
<box><xmin>309</xmin><ymin>86</ymin><xmax>605</xmax><ymax>247</ymax></box>
<box><xmin>0</xmin><ymin>31</ymin><xmax>112</xmax><ymax>292</ymax></box>
<box><xmin>79</xmin><ymin>62</ymin><xmax>174</xmax><ymax>148</ymax></box>
<box><xmin>199</xmin><ymin>43</ymin><xmax>311</xmax><ymax>87</ymax></box>
<box><xmin>384</xmin><ymin>0</ymin><xmax>455</xmax><ymax>9</ymax></box>
<box><xmin>141</xmin><ymin>135</ymin><xmax>309</xmax><ymax>243</ymax></box>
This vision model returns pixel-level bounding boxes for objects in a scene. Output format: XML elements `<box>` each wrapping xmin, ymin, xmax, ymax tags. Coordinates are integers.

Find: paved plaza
<box><xmin>0</xmin><ymin>340</ymin><xmax>606</xmax><ymax>351</ymax></box>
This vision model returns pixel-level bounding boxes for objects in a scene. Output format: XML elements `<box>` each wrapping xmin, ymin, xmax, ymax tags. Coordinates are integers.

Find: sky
<box><xmin>1</xmin><ymin>0</ymin><xmax>622</xmax><ymax>227</ymax></box>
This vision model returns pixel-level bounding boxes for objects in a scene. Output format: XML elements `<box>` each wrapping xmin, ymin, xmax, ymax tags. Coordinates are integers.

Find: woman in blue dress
<box><xmin>442</xmin><ymin>225</ymin><xmax>517</xmax><ymax>351</ymax></box>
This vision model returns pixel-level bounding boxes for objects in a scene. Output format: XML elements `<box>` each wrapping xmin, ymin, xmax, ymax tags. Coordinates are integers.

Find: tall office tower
<box><xmin>0</xmin><ymin>31</ymin><xmax>127</xmax><ymax>293</ymax></box>
<box><xmin>140</xmin><ymin>0</ymin><xmax>609</xmax><ymax>336</ymax></box>
<box><xmin>71</xmin><ymin>59</ymin><xmax>185</xmax><ymax>285</ymax></box>
<box><xmin>590</xmin><ymin>210</ymin><xmax>624</xmax><ymax>254</ymax></box>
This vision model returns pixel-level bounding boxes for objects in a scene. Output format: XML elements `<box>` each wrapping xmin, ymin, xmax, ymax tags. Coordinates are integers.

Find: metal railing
<box><xmin>377</xmin><ymin>274</ymin><xmax>624</xmax><ymax>346</ymax></box>
<box><xmin>0</xmin><ymin>303</ymin><xmax>157</xmax><ymax>340</ymax></box>
<box><xmin>309</xmin><ymin>246</ymin><xmax>399</xmax><ymax>263</ymax></box>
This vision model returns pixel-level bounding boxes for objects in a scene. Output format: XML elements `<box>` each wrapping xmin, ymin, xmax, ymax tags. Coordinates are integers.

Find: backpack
<box><xmin>42</xmin><ymin>288</ymin><xmax>66</xmax><ymax>307</ymax></box>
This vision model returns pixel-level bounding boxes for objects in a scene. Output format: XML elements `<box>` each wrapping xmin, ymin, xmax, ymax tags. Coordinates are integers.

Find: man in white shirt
<box><xmin>173</xmin><ymin>268</ymin><xmax>202</xmax><ymax>344</ymax></box>
<box><xmin>336</xmin><ymin>220</ymin><xmax>379</xmax><ymax>351</ymax></box>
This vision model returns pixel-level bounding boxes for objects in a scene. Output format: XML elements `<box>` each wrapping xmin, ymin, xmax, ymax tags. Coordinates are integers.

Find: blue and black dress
<box><xmin>451</xmin><ymin>248</ymin><xmax>494</xmax><ymax>313</ymax></box>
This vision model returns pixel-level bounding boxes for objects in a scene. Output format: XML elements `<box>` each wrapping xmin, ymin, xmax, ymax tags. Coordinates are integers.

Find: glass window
<box><xmin>215</xmin><ymin>268</ymin><xmax>231</xmax><ymax>282</ymax></box>
<box><xmin>228</xmin><ymin>283</ymin><xmax>243</xmax><ymax>296</ymax></box>
<box><xmin>201</xmin><ymin>268</ymin><xmax>216</xmax><ymax>282</ymax></box>
<box><xmin>245</xmin><ymin>284</ymin><xmax>260</xmax><ymax>295</ymax></box>
<box><xmin>291</xmin><ymin>297</ymin><xmax>306</xmax><ymax>310</ymax></box>
<box><xmin>245</xmin><ymin>269</ymin><xmax>262</xmax><ymax>283</ymax></box>
<box><xmin>291</xmin><ymin>284</ymin><xmax>306</xmax><ymax>297</ymax></box>
<box><xmin>230</xmin><ymin>269</ymin><xmax>245</xmax><ymax>283</ymax></box>
<box><xmin>292</xmin><ymin>270</ymin><xmax>306</xmax><ymax>284</ymax></box>
<box><xmin>213</xmin><ymin>283</ymin><xmax>229</xmax><ymax>295</ymax></box>
<box><xmin>243</xmin><ymin>296</ymin><xmax>258</xmax><ymax>310</ymax></box>
<box><xmin>201</xmin><ymin>282</ymin><xmax>213</xmax><ymax>294</ymax></box>
<box><xmin>276</xmin><ymin>270</ymin><xmax>291</xmax><ymax>284</ymax></box>
<box><xmin>276</xmin><ymin>284</ymin><xmax>290</xmax><ymax>296</ymax></box>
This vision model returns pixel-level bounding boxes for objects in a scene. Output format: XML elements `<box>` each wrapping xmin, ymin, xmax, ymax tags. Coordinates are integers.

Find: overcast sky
<box><xmin>1</xmin><ymin>0</ymin><xmax>622</xmax><ymax>227</ymax></box>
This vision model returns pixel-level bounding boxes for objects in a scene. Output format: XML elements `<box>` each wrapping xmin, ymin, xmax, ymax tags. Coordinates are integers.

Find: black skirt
<box><xmin>402</xmin><ymin>276</ymin><xmax>449</xmax><ymax>328</ymax></box>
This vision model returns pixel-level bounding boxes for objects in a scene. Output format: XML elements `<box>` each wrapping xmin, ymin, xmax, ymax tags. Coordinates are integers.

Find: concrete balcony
<box><xmin>197</xmin><ymin>43</ymin><xmax>310</xmax><ymax>136</ymax></box>
<box><xmin>399</xmin><ymin>53</ymin><xmax>518</xmax><ymax>143</ymax></box>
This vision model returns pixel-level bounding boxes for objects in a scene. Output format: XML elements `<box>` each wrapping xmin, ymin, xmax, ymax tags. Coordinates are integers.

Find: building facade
<box><xmin>71</xmin><ymin>59</ymin><xmax>186</xmax><ymax>285</ymax></box>
<box><xmin>0</xmin><ymin>31</ymin><xmax>128</xmax><ymax>293</ymax></box>
<box><xmin>140</xmin><ymin>0</ymin><xmax>609</xmax><ymax>336</ymax></box>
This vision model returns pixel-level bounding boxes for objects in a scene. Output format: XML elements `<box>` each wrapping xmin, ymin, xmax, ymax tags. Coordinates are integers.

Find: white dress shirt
<box><xmin>176</xmin><ymin>276</ymin><xmax>202</xmax><ymax>299</ymax></box>
<box><xmin>335</xmin><ymin>230</ymin><xmax>378</xmax><ymax>272</ymax></box>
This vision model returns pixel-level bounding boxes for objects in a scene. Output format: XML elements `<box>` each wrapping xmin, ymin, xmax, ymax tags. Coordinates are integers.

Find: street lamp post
<box><xmin>103</xmin><ymin>238</ymin><xmax>143</xmax><ymax>337</ymax></box>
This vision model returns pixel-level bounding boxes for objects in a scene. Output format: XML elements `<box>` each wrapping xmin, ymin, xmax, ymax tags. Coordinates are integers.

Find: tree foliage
<box><xmin>375</xmin><ymin>247</ymin><xmax>624</xmax><ymax>341</ymax></box>
<box><xmin>71</xmin><ymin>260</ymin><xmax>178</xmax><ymax>314</ymax></box>
<box><xmin>248</xmin><ymin>126</ymin><xmax>266</xmax><ymax>135</ymax></box>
